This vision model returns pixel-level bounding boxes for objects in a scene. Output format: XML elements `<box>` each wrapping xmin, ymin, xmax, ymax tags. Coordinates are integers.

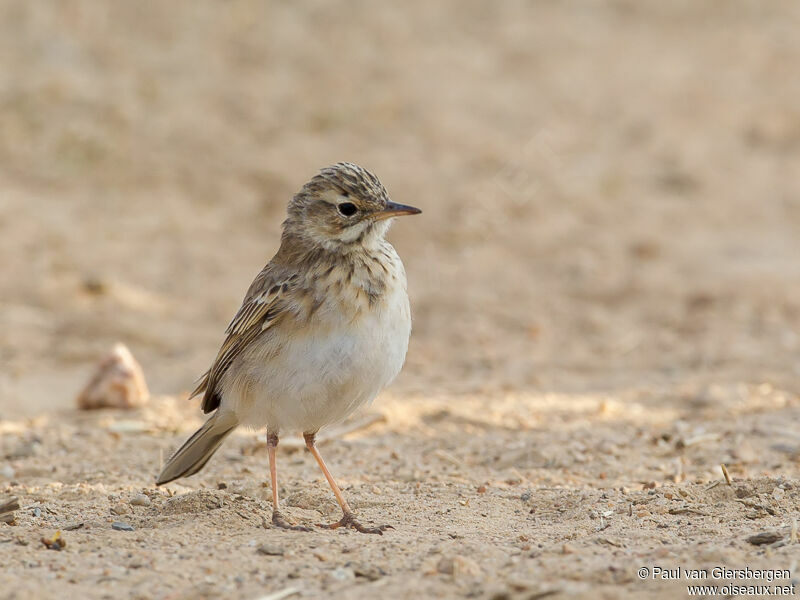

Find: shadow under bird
<box><xmin>157</xmin><ymin>162</ymin><xmax>421</xmax><ymax>534</ymax></box>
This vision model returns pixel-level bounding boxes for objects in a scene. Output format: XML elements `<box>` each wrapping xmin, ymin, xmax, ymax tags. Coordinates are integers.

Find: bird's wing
<box><xmin>192</xmin><ymin>264</ymin><xmax>299</xmax><ymax>413</ymax></box>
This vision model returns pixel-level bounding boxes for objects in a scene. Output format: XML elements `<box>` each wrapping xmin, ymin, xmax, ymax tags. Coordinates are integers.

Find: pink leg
<box><xmin>268</xmin><ymin>432</ymin><xmax>310</xmax><ymax>531</ymax></box>
<box><xmin>304</xmin><ymin>432</ymin><xmax>392</xmax><ymax>535</ymax></box>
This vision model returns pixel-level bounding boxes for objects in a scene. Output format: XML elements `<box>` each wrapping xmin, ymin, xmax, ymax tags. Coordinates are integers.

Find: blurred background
<box><xmin>4</xmin><ymin>4</ymin><xmax>800</xmax><ymax>599</ymax></box>
<box><xmin>2</xmin><ymin>0</ymin><xmax>800</xmax><ymax>417</ymax></box>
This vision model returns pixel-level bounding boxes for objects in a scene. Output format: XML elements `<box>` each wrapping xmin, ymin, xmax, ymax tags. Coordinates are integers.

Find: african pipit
<box><xmin>157</xmin><ymin>163</ymin><xmax>420</xmax><ymax>534</ymax></box>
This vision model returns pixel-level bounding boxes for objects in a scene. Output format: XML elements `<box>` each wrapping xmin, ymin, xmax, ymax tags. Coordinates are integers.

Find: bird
<box><xmin>156</xmin><ymin>162</ymin><xmax>421</xmax><ymax>534</ymax></box>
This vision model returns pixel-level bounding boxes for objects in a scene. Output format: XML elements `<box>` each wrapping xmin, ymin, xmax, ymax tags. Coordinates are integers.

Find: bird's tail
<box><xmin>156</xmin><ymin>412</ymin><xmax>238</xmax><ymax>485</ymax></box>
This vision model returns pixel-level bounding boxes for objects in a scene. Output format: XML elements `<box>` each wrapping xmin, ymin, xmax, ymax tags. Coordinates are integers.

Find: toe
<box><xmin>317</xmin><ymin>513</ymin><xmax>391</xmax><ymax>535</ymax></box>
<box><xmin>352</xmin><ymin>522</ymin><xmax>391</xmax><ymax>535</ymax></box>
<box><xmin>272</xmin><ymin>511</ymin><xmax>311</xmax><ymax>532</ymax></box>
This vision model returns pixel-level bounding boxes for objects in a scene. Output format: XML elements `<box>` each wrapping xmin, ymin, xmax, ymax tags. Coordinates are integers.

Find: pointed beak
<box><xmin>374</xmin><ymin>201</ymin><xmax>422</xmax><ymax>221</ymax></box>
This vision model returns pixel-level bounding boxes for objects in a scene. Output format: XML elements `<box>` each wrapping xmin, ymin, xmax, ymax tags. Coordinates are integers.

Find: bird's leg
<box><xmin>303</xmin><ymin>432</ymin><xmax>392</xmax><ymax>535</ymax></box>
<box><xmin>267</xmin><ymin>432</ymin><xmax>310</xmax><ymax>531</ymax></box>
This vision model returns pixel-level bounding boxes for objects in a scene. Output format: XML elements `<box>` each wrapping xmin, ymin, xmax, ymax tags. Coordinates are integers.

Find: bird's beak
<box><xmin>374</xmin><ymin>201</ymin><xmax>422</xmax><ymax>221</ymax></box>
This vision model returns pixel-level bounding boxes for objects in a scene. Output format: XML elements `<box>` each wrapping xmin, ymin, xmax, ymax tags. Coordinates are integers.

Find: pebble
<box><xmin>330</xmin><ymin>567</ymin><xmax>355</xmax><ymax>581</ymax></box>
<box><xmin>256</xmin><ymin>544</ymin><xmax>284</xmax><ymax>556</ymax></box>
<box><xmin>437</xmin><ymin>555</ymin><xmax>481</xmax><ymax>577</ymax></box>
<box><xmin>0</xmin><ymin>465</ymin><xmax>15</xmax><ymax>480</ymax></box>
<box><xmin>41</xmin><ymin>531</ymin><xmax>66</xmax><ymax>551</ymax></box>
<box><xmin>112</xmin><ymin>522</ymin><xmax>135</xmax><ymax>532</ymax></box>
<box><xmin>76</xmin><ymin>343</ymin><xmax>149</xmax><ymax>410</ymax></box>
<box><xmin>747</xmin><ymin>531</ymin><xmax>782</xmax><ymax>545</ymax></box>
<box><xmin>130</xmin><ymin>494</ymin><xmax>151</xmax><ymax>507</ymax></box>
<box><xmin>110</xmin><ymin>503</ymin><xmax>129</xmax><ymax>515</ymax></box>
<box><xmin>353</xmin><ymin>564</ymin><xmax>386</xmax><ymax>581</ymax></box>
<box><xmin>8</xmin><ymin>440</ymin><xmax>41</xmax><ymax>460</ymax></box>
<box><xmin>32</xmin><ymin>507</ymin><xmax>42</xmax><ymax>518</ymax></box>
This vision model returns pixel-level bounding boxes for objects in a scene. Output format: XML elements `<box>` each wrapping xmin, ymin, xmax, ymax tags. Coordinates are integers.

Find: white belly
<box><xmin>220</xmin><ymin>279</ymin><xmax>411</xmax><ymax>434</ymax></box>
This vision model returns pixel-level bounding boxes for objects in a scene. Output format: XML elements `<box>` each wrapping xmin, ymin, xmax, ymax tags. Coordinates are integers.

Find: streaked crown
<box><xmin>282</xmin><ymin>163</ymin><xmax>420</xmax><ymax>251</ymax></box>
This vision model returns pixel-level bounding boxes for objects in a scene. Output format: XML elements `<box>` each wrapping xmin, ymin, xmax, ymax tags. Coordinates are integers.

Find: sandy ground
<box><xmin>2</xmin><ymin>1</ymin><xmax>800</xmax><ymax>598</ymax></box>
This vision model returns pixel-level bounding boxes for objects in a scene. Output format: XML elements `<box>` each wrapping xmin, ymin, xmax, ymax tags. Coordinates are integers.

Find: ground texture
<box><xmin>2</xmin><ymin>1</ymin><xmax>800</xmax><ymax>599</ymax></box>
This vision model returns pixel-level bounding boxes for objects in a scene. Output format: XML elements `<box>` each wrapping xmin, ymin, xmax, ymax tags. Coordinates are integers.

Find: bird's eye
<box><xmin>337</xmin><ymin>202</ymin><xmax>357</xmax><ymax>217</ymax></box>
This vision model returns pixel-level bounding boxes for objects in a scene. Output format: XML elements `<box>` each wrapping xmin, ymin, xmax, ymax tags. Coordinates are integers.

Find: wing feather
<box><xmin>193</xmin><ymin>264</ymin><xmax>298</xmax><ymax>413</ymax></box>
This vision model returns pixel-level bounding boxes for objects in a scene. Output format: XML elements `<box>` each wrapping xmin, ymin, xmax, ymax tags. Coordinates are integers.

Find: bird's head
<box><xmin>284</xmin><ymin>163</ymin><xmax>421</xmax><ymax>251</ymax></box>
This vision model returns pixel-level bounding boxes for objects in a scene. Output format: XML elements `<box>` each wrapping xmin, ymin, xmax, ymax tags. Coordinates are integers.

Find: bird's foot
<box><xmin>271</xmin><ymin>510</ymin><xmax>312</xmax><ymax>532</ymax></box>
<box><xmin>318</xmin><ymin>511</ymin><xmax>393</xmax><ymax>535</ymax></box>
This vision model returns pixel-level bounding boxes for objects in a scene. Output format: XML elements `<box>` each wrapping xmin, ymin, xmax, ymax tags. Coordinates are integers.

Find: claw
<box><xmin>272</xmin><ymin>510</ymin><xmax>312</xmax><ymax>532</ymax></box>
<box><xmin>318</xmin><ymin>512</ymin><xmax>393</xmax><ymax>535</ymax></box>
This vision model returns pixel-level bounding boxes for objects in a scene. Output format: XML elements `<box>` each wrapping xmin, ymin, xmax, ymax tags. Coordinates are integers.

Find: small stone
<box><xmin>8</xmin><ymin>440</ymin><xmax>41</xmax><ymax>460</ymax></box>
<box><xmin>452</xmin><ymin>555</ymin><xmax>481</xmax><ymax>577</ymax></box>
<box><xmin>330</xmin><ymin>567</ymin><xmax>354</xmax><ymax>581</ymax></box>
<box><xmin>41</xmin><ymin>531</ymin><xmax>66</xmax><ymax>551</ymax></box>
<box><xmin>130</xmin><ymin>494</ymin><xmax>151</xmax><ymax>507</ymax></box>
<box><xmin>0</xmin><ymin>465</ymin><xmax>15</xmax><ymax>480</ymax></box>
<box><xmin>76</xmin><ymin>343</ymin><xmax>149</xmax><ymax>410</ymax></box>
<box><xmin>353</xmin><ymin>564</ymin><xmax>386</xmax><ymax>581</ymax></box>
<box><xmin>561</xmin><ymin>543</ymin><xmax>576</xmax><ymax>555</ymax></box>
<box><xmin>772</xmin><ymin>487</ymin><xmax>786</xmax><ymax>501</ymax></box>
<box><xmin>747</xmin><ymin>531</ymin><xmax>783</xmax><ymax>545</ymax></box>
<box><xmin>477</xmin><ymin>485</ymin><xmax>487</xmax><ymax>494</ymax></box>
<box><xmin>32</xmin><ymin>507</ymin><xmax>42</xmax><ymax>518</ymax></box>
<box><xmin>112</xmin><ymin>521</ymin><xmax>135</xmax><ymax>532</ymax></box>
<box><xmin>437</xmin><ymin>556</ymin><xmax>481</xmax><ymax>577</ymax></box>
<box><xmin>256</xmin><ymin>544</ymin><xmax>284</xmax><ymax>556</ymax></box>
<box><xmin>110</xmin><ymin>503</ymin><xmax>129</xmax><ymax>515</ymax></box>
<box><xmin>217</xmin><ymin>482</ymin><xmax>228</xmax><ymax>490</ymax></box>
<box><xmin>520</xmin><ymin>492</ymin><xmax>532</xmax><ymax>502</ymax></box>
<box><xmin>82</xmin><ymin>277</ymin><xmax>108</xmax><ymax>295</ymax></box>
